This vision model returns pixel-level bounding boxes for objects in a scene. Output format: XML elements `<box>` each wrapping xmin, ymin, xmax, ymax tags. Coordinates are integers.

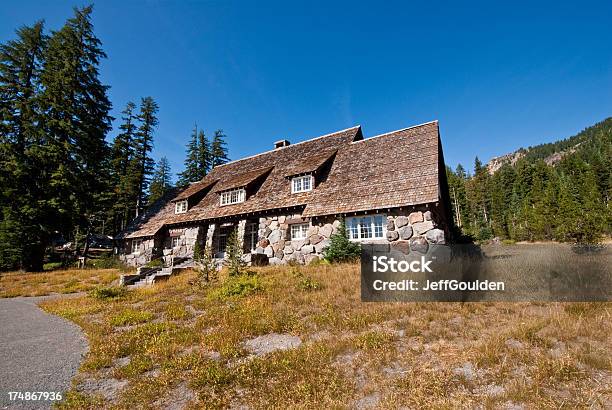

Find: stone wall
<box><xmin>249</xmin><ymin>212</ymin><xmax>340</xmax><ymax>265</ymax></box>
<box><xmin>248</xmin><ymin>207</ymin><xmax>446</xmax><ymax>265</ymax></box>
<box><xmin>121</xmin><ymin>206</ymin><xmax>447</xmax><ymax>267</ymax></box>
<box><xmin>120</xmin><ymin>237</ymin><xmax>156</xmax><ymax>267</ymax></box>
<box><xmin>167</xmin><ymin>227</ymin><xmax>201</xmax><ymax>257</ymax></box>
<box><xmin>384</xmin><ymin>210</ymin><xmax>445</xmax><ymax>256</ymax></box>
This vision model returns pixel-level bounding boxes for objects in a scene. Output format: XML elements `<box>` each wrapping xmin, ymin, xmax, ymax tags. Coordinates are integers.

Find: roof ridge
<box><xmin>352</xmin><ymin>120</ymin><xmax>438</xmax><ymax>144</ymax></box>
<box><xmin>213</xmin><ymin>125</ymin><xmax>361</xmax><ymax>168</ymax></box>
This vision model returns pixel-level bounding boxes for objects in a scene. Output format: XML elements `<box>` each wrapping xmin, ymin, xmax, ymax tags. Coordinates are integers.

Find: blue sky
<box><xmin>2</xmin><ymin>1</ymin><xmax>611</xmax><ymax>179</ymax></box>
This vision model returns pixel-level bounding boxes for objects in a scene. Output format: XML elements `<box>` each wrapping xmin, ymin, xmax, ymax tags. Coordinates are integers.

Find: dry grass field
<box><xmin>28</xmin><ymin>243</ymin><xmax>610</xmax><ymax>409</ymax></box>
<box><xmin>0</xmin><ymin>268</ymin><xmax>119</xmax><ymax>298</ymax></box>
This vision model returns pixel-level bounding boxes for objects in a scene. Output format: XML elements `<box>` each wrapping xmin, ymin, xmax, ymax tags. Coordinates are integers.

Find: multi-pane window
<box><xmin>171</xmin><ymin>237</ymin><xmax>181</xmax><ymax>248</ymax></box>
<box><xmin>131</xmin><ymin>239</ymin><xmax>142</xmax><ymax>254</ymax></box>
<box><xmin>175</xmin><ymin>200</ymin><xmax>188</xmax><ymax>214</ymax></box>
<box><xmin>220</xmin><ymin>188</ymin><xmax>246</xmax><ymax>205</ymax></box>
<box><xmin>291</xmin><ymin>175</ymin><xmax>313</xmax><ymax>193</ymax></box>
<box><xmin>346</xmin><ymin>215</ymin><xmax>386</xmax><ymax>241</ymax></box>
<box><xmin>290</xmin><ymin>223</ymin><xmax>309</xmax><ymax>240</ymax></box>
<box><xmin>246</xmin><ymin>223</ymin><xmax>258</xmax><ymax>251</ymax></box>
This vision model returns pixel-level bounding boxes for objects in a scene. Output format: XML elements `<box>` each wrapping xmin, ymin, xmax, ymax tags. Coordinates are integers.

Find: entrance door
<box><xmin>214</xmin><ymin>224</ymin><xmax>234</xmax><ymax>258</ymax></box>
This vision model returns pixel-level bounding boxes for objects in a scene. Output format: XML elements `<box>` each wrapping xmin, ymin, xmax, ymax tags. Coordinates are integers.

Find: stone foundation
<box><xmin>248</xmin><ymin>207</ymin><xmax>446</xmax><ymax>265</ymax></box>
<box><xmin>121</xmin><ymin>207</ymin><xmax>447</xmax><ymax>267</ymax></box>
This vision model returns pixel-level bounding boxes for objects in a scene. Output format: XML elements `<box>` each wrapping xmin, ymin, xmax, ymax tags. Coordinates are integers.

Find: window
<box><xmin>291</xmin><ymin>175</ymin><xmax>313</xmax><ymax>193</ymax></box>
<box><xmin>346</xmin><ymin>215</ymin><xmax>386</xmax><ymax>241</ymax></box>
<box><xmin>246</xmin><ymin>223</ymin><xmax>258</xmax><ymax>251</ymax></box>
<box><xmin>220</xmin><ymin>188</ymin><xmax>246</xmax><ymax>205</ymax></box>
<box><xmin>171</xmin><ymin>237</ymin><xmax>181</xmax><ymax>248</ymax></box>
<box><xmin>175</xmin><ymin>200</ymin><xmax>188</xmax><ymax>214</ymax></box>
<box><xmin>291</xmin><ymin>223</ymin><xmax>309</xmax><ymax>240</ymax></box>
<box><xmin>131</xmin><ymin>239</ymin><xmax>143</xmax><ymax>254</ymax></box>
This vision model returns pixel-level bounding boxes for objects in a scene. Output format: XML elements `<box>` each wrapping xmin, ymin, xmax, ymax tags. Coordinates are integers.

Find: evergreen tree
<box><xmin>210</xmin><ymin>129</ymin><xmax>229</xmax><ymax>167</ymax></box>
<box><xmin>38</xmin><ymin>5</ymin><xmax>112</xmax><ymax>266</ymax></box>
<box><xmin>149</xmin><ymin>157</ymin><xmax>172</xmax><ymax>204</ymax></box>
<box><xmin>323</xmin><ymin>221</ymin><xmax>361</xmax><ymax>263</ymax></box>
<box><xmin>110</xmin><ymin>101</ymin><xmax>138</xmax><ymax>231</ymax></box>
<box><xmin>0</xmin><ymin>21</ymin><xmax>46</xmax><ymax>270</ymax></box>
<box><xmin>132</xmin><ymin>96</ymin><xmax>158</xmax><ymax>215</ymax></box>
<box><xmin>225</xmin><ymin>228</ymin><xmax>246</xmax><ymax>276</ymax></box>
<box><xmin>177</xmin><ymin>125</ymin><xmax>200</xmax><ymax>186</ymax></box>
<box><xmin>178</xmin><ymin>125</ymin><xmax>212</xmax><ymax>186</ymax></box>
<box><xmin>197</xmin><ymin>129</ymin><xmax>211</xmax><ymax>176</ymax></box>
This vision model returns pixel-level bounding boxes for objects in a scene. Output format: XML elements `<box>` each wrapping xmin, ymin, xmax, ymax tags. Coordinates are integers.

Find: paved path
<box><xmin>0</xmin><ymin>296</ymin><xmax>87</xmax><ymax>409</ymax></box>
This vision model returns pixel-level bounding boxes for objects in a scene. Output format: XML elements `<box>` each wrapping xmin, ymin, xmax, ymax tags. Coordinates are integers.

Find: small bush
<box><xmin>225</xmin><ymin>229</ymin><xmax>248</xmax><ymax>277</ymax></box>
<box><xmin>145</xmin><ymin>258</ymin><xmax>164</xmax><ymax>268</ymax></box>
<box><xmin>193</xmin><ymin>243</ymin><xmax>218</xmax><ymax>286</ymax></box>
<box><xmin>43</xmin><ymin>261</ymin><xmax>64</xmax><ymax>271</ymax></box>
<box><xmin>89</xmin><ymin>253</ymin><xmax>125</xmax><ymax>269</ymax></box>
<box><xmin>297</xmin><ymin>276</ymin><xmax>322</xmax><ymax>291</ymax></box>
<box><xmin>211</xmin><ymin>275</ymin><xmax>263</xmax><ymax>300</ymax></box>
<box><xmin>89</xmin><ymin>286</ymin><xmax>125</xmax><ymax>300</ymax></box>
<box><xmin>502</xmin><ymin>239</ymin><xmax>516</xmax><ymax>245</ymax></box>
<box><xmin>323</xmin><ymin>221</ymin><xmax>361</xmax><ymax>263</ymax></box>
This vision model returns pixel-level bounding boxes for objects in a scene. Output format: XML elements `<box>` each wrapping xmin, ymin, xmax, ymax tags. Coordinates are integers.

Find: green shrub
<box><xmin>502</xmin><ymin>239</ymin><xmax>516</xmax><ymax>245</ymax></box>
<box><xmin>297</xmin><ymin>276</ymin><xmax>322</xmax><ymax>291</ymax></box>
<box><xmin>89</xmin><ymin>286</ymin><xmax>125</xmax><ymax>300</ymax></box>
<box><xmin>225</xmin><ymin>229</ymin><xmax>248</xmax><ymax>277</ymax></box>
<box><xmin>145</xmin><ymin>258</ymin><xmax>163</xmax><ymax>268</ymax></box>
<box><xmin>43</xmin><ymin>261</ymin><xmax>64</xmax><ymax>271</ymax></box>
<box><xmin>194</xmin><ymin>242</ymin><xmax>218</xmax><ymax>285</ymax></box>
<box><xmin>89</xmin><ymin>253</ymin><xmax>125</xmax><ymax>269</ymax></box>
<box><xmin>323</xmin><ymin>221</ymin><xmax>361</xmax><ymax>263</ymax></box>
<box><xmin>211</xmin><ymin>275</ymin><xmax>263</xmax><ymax>300</ymax></box>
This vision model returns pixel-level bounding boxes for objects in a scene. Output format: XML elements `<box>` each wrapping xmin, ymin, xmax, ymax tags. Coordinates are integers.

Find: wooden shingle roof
<box><xmin>121</xmin><ymin>121</ymin><xmax>443</xmax><ymax>238</ymax></box>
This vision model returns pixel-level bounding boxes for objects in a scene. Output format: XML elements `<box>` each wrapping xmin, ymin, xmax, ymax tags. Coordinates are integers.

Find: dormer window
<box><xmin>220</xmin><ymin>188</ymin><xmax>246</xmax><ymax>206</ymax></box>
<box><xmin>291</xmin><ymin>175</ymin><xmax>313</xmax><ymax>193</ymax></box>
<box><xmin>175</xmin><ymin>200</ymin><xmax>188</xmax><ymax>214</ymax></box>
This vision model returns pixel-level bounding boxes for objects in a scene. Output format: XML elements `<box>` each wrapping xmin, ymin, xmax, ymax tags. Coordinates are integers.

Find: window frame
<box><xmin>290</xmin><ymin>223</ymin><xmax>309</xmax><ymax>240</ymax></box>
<box><xmin>345</xmin><ymin>215</ymin><xmax>387</xmax><ymax>241</ymax></box>
<box><xmin>291</xmin><ymin>174</ymin><xmax>314</xmax><ymax>193</ymax></box>
<box><xmin>171</xmin><ymin>237</ymin><xmax>181</xmax><ymax>248</ymax></box>
<box><xmin>131</xmin><ymin>238</ymin><xmax>143</xmax><ymax>254</ymax></box>
<box><xmin>246</xmin><ymin>222</ymin><xmax>258</xmax><ymax>252</ymax></box>
<box><xmin>175</xmin><ymin>199</ymin><xmax>188</xmax><ymax>214</ymax></box>
<box><xmin>220</xmin><ymin>188</ymin><xmax>246</xmax><ymax>206</ymax></box>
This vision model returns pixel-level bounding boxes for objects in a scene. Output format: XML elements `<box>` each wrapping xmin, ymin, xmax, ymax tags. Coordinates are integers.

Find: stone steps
<box><xmin>128</xmin><ymin>258</ymin><xmax>193</xmax><ymax>288</ymax></box>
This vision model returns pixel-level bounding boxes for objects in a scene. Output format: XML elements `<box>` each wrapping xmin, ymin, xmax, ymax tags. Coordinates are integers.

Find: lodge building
<box><xmin>117</xmin><ymin>121</ymin><xmax>452</xmax><ymax>266</ymax></box>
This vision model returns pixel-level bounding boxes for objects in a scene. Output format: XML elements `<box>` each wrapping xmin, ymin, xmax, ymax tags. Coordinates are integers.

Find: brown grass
<box><xmin>0</xmin><ymin>268</ymin><xmax>119</xmax><ymax>298</ymax></box>
<box><xmin>30</xmin><ymin>245</ymin><xmax>611</xmax><ymax>409</ymax></box>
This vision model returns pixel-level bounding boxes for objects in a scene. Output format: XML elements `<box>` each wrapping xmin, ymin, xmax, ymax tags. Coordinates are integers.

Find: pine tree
<box><xmin>323</xmin><ymin>221</ymin><xmax>361</xmax><ymax>263</ymax></box>
<box><xmin>0</xmin><ymin>21</ymin><xmax>46</xmax><ymax>270</ymax></box>
<box><xmin>38</xmin><ymin>5</ymin><xmax>112</xmax><ymax>265</ymax></box>
<box><xmin>149</xmin><ymin>157</ymin><xmax>172</xmax><ymax>204</ymax></box>
<box><xmin>132</xmin><ymin>96</ymin><xmax>158</xmax><ymax>215</ymax></box>
<box><xmin>177</xmin><ymin>125</ymin><xmax>200</xmax><ymax>186</ymax></box>
<box><xmin>225</xmin><ymin>228</ymin><xmax>246</xmax><ymax>276</ymax></box>
<box><xmin>178</xmin><ymin>125</ymin><xmax>212</xmax><ymax>186</ymax></box>
<box><xmin>110</xmin><ymin>102</ymin><xmax>138</xmax><ymax>231</ymax></box>
<box><xmin>38</xmin><ymin>5</ymin><xmax>112</xmax><ymax>267</ymax></box>
<box><xmin>197</xmin><ymin>129</ymin><xmax>211</xmax><ymax>176</ymax></box>
<box><xmin>210</xmin><ymin>129</ymin><xmax>229</xmax><ymax>167</ymax></box>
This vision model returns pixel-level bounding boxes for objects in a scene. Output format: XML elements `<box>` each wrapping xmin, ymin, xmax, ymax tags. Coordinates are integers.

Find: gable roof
<box><xmin>213</xmin><ymin>166</ymin><xmax>274</xmax><ymax>192</ymax></box>
<box><xmin>284</xmin><ymin>149</ymin><xmax>337</xmax><ymax>177</ymax></box>
<box><xmin>172</xmin><ymin>179</ymin><xmax>218</xmax><ymax>202</ymax></box>
<box><xmin>121</xmin><ymin>121</ymin><xmax>443</xmax><ymax>238</ymax></box>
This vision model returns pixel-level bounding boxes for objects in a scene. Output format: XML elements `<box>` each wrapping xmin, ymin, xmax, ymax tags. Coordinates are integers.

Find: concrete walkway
<box><xmin>0</xmin><ymin>296</ymin><xmax>87</xmax><ymax>409</ymax></box>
